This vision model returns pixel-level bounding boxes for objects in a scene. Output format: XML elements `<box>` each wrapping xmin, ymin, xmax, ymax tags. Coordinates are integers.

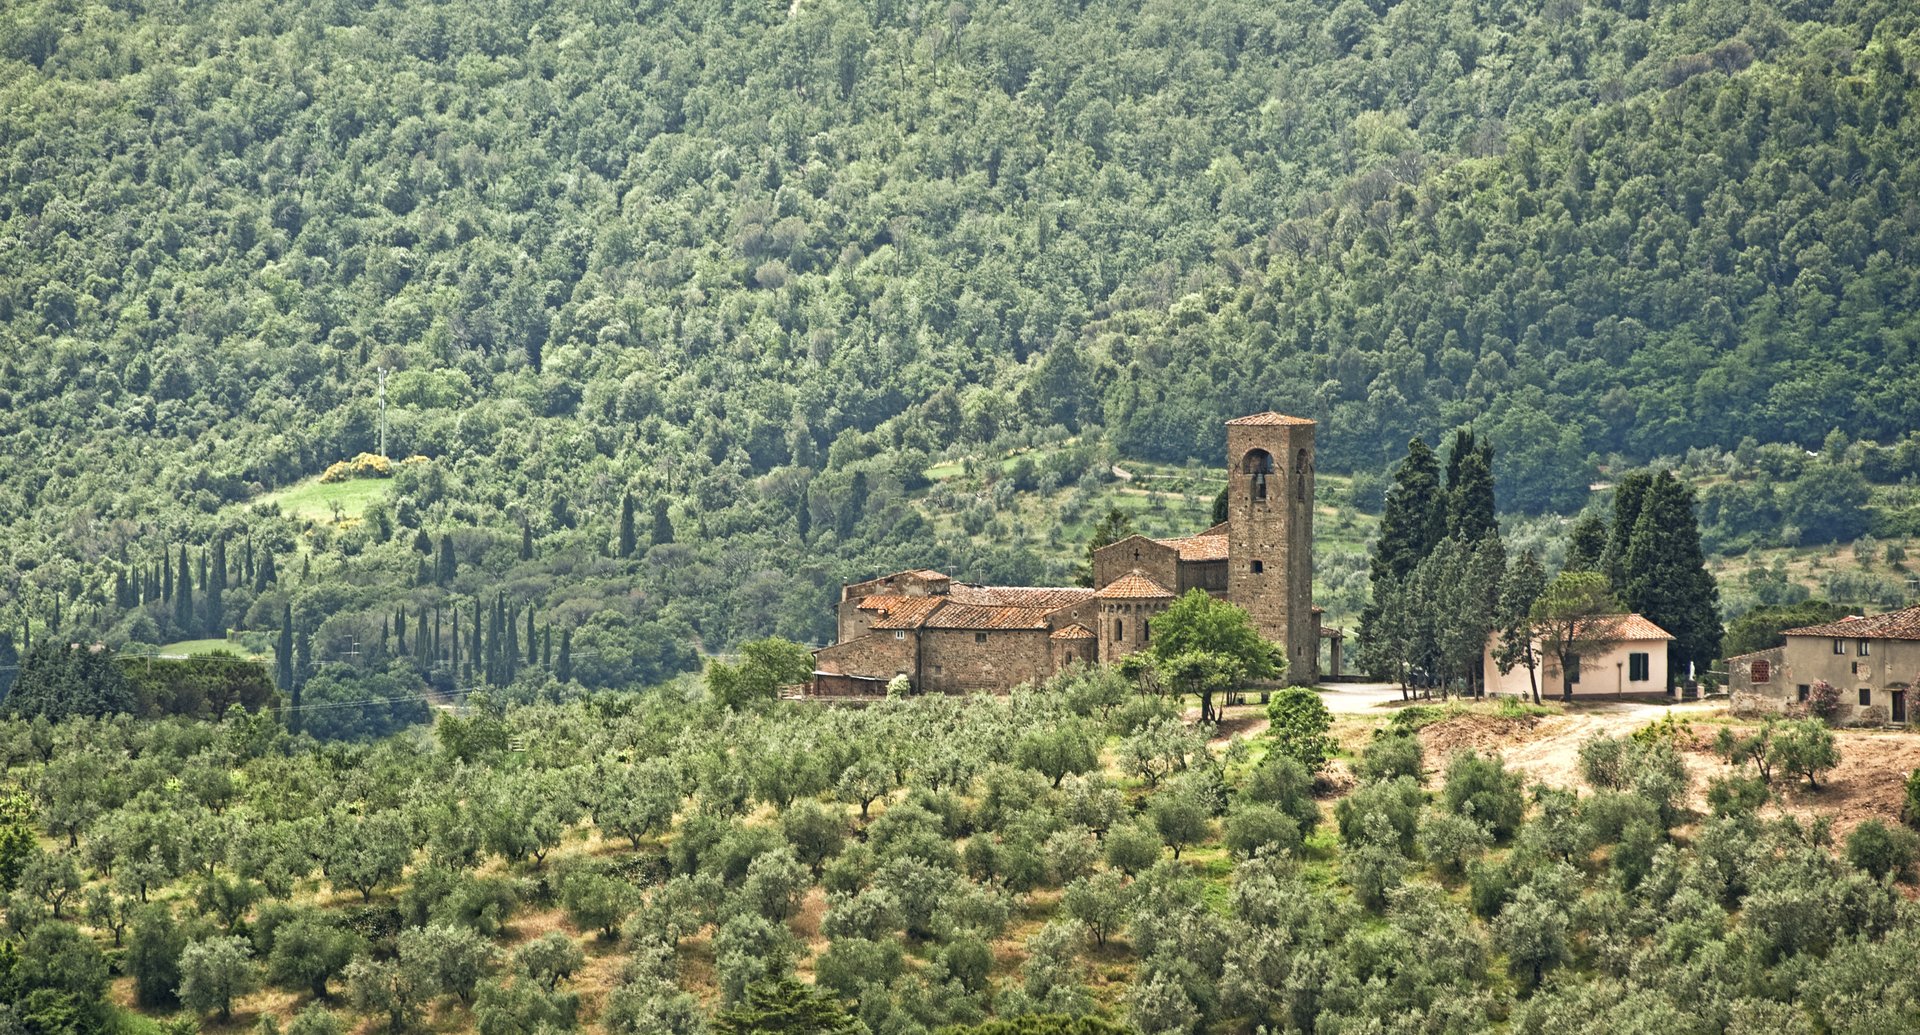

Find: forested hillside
<box><xmin>0</xmin><ymin>0</ymin><xmax>1916</xmax><ymax>673</ymax></box>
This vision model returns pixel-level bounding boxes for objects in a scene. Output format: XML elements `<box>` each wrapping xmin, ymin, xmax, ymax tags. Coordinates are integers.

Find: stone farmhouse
<box><xmin>1480</xmin><ymin>613</ymin><xmax>1674</xmax><ymax>698</ymax></box>
<box><xmin>1726</xmin><ymin>603</ymin><xmax>1920</xmax><ymax>724</ymax></box>
<box><xmin>812</xmin><ymin>412</ymin><xmax>1333</xmax><ymax>695</ymax></box>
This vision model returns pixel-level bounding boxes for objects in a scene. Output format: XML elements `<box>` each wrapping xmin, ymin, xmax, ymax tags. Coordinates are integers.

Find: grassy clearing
<box><xmin>154</xmin><ymin>638</ymin><xmax>259</xmax><ymax>657</ymax></box>
<box><xmin>253</xmin><ymin>475</ymin><xmax>391</xmax><ymax>524</ymax></box>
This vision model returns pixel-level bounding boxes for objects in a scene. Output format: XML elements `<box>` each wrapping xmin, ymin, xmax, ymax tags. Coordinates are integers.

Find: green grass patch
<box><xmin>254</xmin><ymin>474</ymin><xmax>391</xmax><ymax>523</ymax></box>
<box><xmin>155</xmin><ymin>638</ymin><xmax>261</xmax><ymax>658</ymax></box>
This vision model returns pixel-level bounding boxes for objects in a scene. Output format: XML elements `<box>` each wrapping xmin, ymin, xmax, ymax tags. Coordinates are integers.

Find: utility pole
<box><xmin>377</xmin><ymin>367</ymin><xmax>389</xmax><ymax>459</ymax></box>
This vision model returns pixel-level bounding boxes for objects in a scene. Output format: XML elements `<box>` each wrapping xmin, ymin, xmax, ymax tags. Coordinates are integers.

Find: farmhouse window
<box><xmin>1860</xmin><ymin>688</ymin><xmax>1873</xmax><ymax>706</ymax></box>
<box><xmin>1859</xmin><ymin>639</ymin><xmax>1871</xmax><ymax>656</ymax></box>
<box><xmin>1833</xmin><ymin>639</ymin><xmax>1845</xmax><ymax>654</ymax></box>
<box><xmin>1628</xmin><ymin>652</ymin><xmax>1649</xmax><ymax>682</ymax></box>
<box><xmin>975</xmin><ymin>632</ymin><xmax>988</xmax><ymax>645</ymax></box>
<box><xmin>894</xmin><ymin>630</ymin><xmax>906</xmax><ymax>640</ymax></box>
<box><xmin>1797</xmin><ymin>684</ymin><xmax>1810</xmax><ymax>702</ymax></box>
<box><xmin>1750</xmin><ymin>660</ymin><xmax>1770</xmax><ymax>683</ymax></box>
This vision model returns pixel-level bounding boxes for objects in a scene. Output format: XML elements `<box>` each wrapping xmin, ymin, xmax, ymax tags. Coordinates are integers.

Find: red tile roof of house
<box><xmin>868</xmin><ymin>597</ymin><xmax>948</xmax><ymax>630</ymax></box>
<box><xmin>1155</xmin><ymin>534</ymin><xmax>1229</xmax><ymax>561</ymax></box>
<box><xmin>1577</xmin><ymin>613</ymin><xmax>1674</xmax><ymax>641</ymax></box>
<box><xmin>1050</xmin><ymin>624</ymin><xmax>1096</xmax><ymax>640</ymax></box>
<box><xmin>1225</xmin><ymin>412</ymin><xmax>1315</xmax><ymax>426</ymax></box>
<box><xmin>950</xmin><ymin>585</ymin><xmax>1094</xmax><ymax>609</ymax></box>
<box><xmin>1783</xmin><ymin>605</ymin><xmax>1920</xmax><ymax>641</ymax></box>
<box><xmin>1095</xmin><ymin>570</ymin><xmax>1175</xmax><ymax>599</ymax></box>
<box><xmin>922</xmin><ymin>604</ymin><xmax>1056</xmax><ymax>631</ymax></box>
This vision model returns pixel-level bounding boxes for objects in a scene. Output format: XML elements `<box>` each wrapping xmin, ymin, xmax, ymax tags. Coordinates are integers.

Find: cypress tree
<box><xmin>1621</xmin><ymin>471</ymin><xmax>1722</xmax><ymax>689</ymax></box>
<box><xmin>276</xmin><ymin>604</ymin><xmax>294</xmax><ymax>691</ymax></box>
<box><xmin>796</xmin><ymin>483</ymin><xmax>811</xmax><ymax>541</ymax></box>
<box><xmin>174</xmin><ymin>547</ymin><xmax>194</xmax><ymax>636</ymax></box>
<box><xmin>450</xmin><ymin>605</ymin><xmax>461</xmax><ymax>669</ymax></box>
<box><xmin>469</xmin><ymin>602</ymin><xmax>483</xmax><ymax>683</ymax></box>
<box><xmin>1600</xmin><ymin>470</ymin><xmax>1655</xmax><ymax>587</ymax></box>
<box><xmin>0</xmin><ymin>630</ymin><xmax>16</xmax><ymax>702</ymax></box>
<box><xmin>415</xmin><ymin>610</ymin><xmax>429</xmax><ymax>667</ymax></box>
<box><xmin>395</xmin><ymin>607</ymin><xmax>408</xmax><ymax>657</ymax></box>
<box><xmin>254</xmin><ymin>549</ymin><xmax>277</xmax><ymax>592</ymax></box>
<box><xmin>437</xmin><ymin>535</ymin><xmax>457</xmax><ymax>586</ymax></box>
<box><xmin>525</xmin><ymin>608</ymin><xmax>536</xmax><ymax>666</ymax></box>
<box><xmin>379</xmin><ymin>615</ymin><xmax>390</xmax><ymax>657</ymax></box>
<box><xmin>541</xmin><ymin>625</ymin><xmax>551</xmax><ymax>668</ymax></box>
<box><xmin>520</xmin><ymin>521</ymin><xmax>533</xmax><ymax>560</ymax></box>
<box><xmin>242</xmin><ymin>540</ymin><xmax>254</xmax><ymax>585</ymax></box>
<box><xmin>206</xmin><ymin>537</ymin><xmax>226</xmax><ymax>636</ymax></box>
<box><xmin>412</xmin><ymin>529</ymin><xmax>432</xmax><ymax>554</ymax></box>
<box><xmin>1212</xmin><ymin>486</ymin><xmax>1229</xmax><ymax>526</ymax></box>
<box><xmin>1564</xmin><ymin>513</ymin><xmax>1608</xmax><ymax>572</ymax></box>
<box><xmin>197</xmin><ymin>550</ymin><xmax>207</xmax><ymax>592</ymax></box>
<box><xmin>162</xmin><ymin>547</ymin><xmax>173</xmax><ymax>602</ymax></box>
<box><xmin>556</xmin><ymin>628</ymin><xmax>573</xmax><ymax>684</ymax></box>
<box><xmin>1446</xmin><ymin>446</ymin><xmax>1498</xmax><ymax>544</ymax></box>
<box><xmin>1359</xmin><ymin>439</ymin><xmax>1447</xmax><ymax>681</ymax></box>
<box><xmin>504</xmin><ymin>603</ymin><xmax>520</xmax><ymax>681</ymax></box>
<box><xmin>114</xmin><ymin>570</ymin><xmax>129</xmax><ymax>610</ymax></box>
<box><xmin>294</xmin><ymin>629</ymin><xmax>310</xmax><ymax>686</ymax></box>
<box><xmin>432</xmin><ymin>608</ymin><xmax>443</xmax><ymax>662</ymax></box>
<box><xmin>618</xmin><ymin>493</ymin><xmax>637</xmax><ymax>558</ymax></box>
<box><xmin>651</xmin><ymin>499</ymin><xmax>674</xmax><ymax>546</ymax></box>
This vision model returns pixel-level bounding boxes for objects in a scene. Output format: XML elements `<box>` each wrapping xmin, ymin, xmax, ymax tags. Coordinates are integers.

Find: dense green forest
<box><xmin>0</xmin><ymin>0</ymin><xmax>1917</xmax><ymax>685</ymax></box>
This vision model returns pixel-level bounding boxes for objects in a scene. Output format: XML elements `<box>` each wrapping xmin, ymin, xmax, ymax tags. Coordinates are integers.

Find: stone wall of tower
<box><xmin>1225</xmin><ymin>421</ymin><xmax>1317</xmax><ymax>682</ymax></box>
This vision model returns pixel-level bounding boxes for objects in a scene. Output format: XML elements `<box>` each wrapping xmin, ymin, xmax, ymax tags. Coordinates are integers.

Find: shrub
<box><xmin>1441</xmin><ymin>751</ymin><xmax>1525</xmax><ymax>840</ymax></box>
<box><xmin>1265</xmin><ymin>688</ymin><xmax>1336</xmax><ymax>772</ymax></box>
<box><xmin>1334</xmin><ymin>776</ymin><xmax>1423</xmax><ymax>853</ymax></box>
<box><xmin>1242</xmin><ymin>754</ymin><xmax>1319</xmax><ymax>833</ymax></box>
<box><xmin>1806</xmin><ymin>680</ymin><xmax>1841</xmax><ymax>725</ymax></box>
<box><xmin>1357</xmin><ymin>733</ymin><xmax>1423</xmax><ymax>783</ymax></box>
<box><xmin>1768</xmin><ymin>719</ymin><xmax>1840</xmax><ymax>789</ymax></box>
<box><xmin>1845</xmin><ymin>820</ymin><xmax>1918</xmax><ymax>880</ymax></box>
<box><xmin>1417</xmin><ymin>810</ymin><xmax>1490</xmax><ymax>878</ymax></box>
<box><xmin>1223</xmin><ymin>803</ymin><xmax>1303</xmax><ymax>860</ymax></box>
<box><xmin>1104</xmin><ymin>824</ymin><xmax>1162</xmax><ymax>877</ymax></box>
<box><xmin>1902</xmin><ymin>769</ymin><xmax>1920</xmax><ymax>829</ymax></box>
<box><xmin>1706</xmin><ymin>774</ymin><xmax>1770</xmax><ymax>817</ymax></box>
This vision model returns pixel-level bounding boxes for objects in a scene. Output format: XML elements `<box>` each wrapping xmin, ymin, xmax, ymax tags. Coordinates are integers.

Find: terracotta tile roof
<box><xmin>1050</xmin><ymin>624</ymin><xmax>1096</xmax><ymax>640</ymax></box>
<box><xmin>1576</xmin><ymin>613</ymin><xmax>1673</xmax><ymax>641</ymax></box>
<box><xmin>1198</xmin><ymin>520</ymin><xmax>1232</xmax><ymax>537</ymax></box>
<box><xmin>1783</xmin><ymin>605</ymin><xmax>1920</xmax><ymax>641</ymax></box>
<box><xmin>922</xmin><ymin>603</ymin><xmax>1055</xmax><ymax>631</ymax></box>
<box><xmin>905</xmin><ymin>569</ymin><xmax>952</xmax><ymax>581</ymax></box>
<box><xmin>1096</xmin><ymin>570</ymin><xmax>1174</xmax><ymax>599</ymax></box>
<box><xmin>1155</xmin><ymin>534</ymin><xmax>1229</xmax><ymax>561</ymax></box>
<box><xmin>950</xmin><ymin>585</ymin><xmax>1094</xmax><ymax>609</ymax></box>
<box><xmin>855</xmin><ymin>594</ymin><xmax>908</xmax><ymax>612</ymax></box>
<box><xmin>1225</xmin><ymin>411</ymin><xmax>1315</xmax><ymax>427</ymax></box>
<box><xmin>869</xmin><ymin>597</ymin><xmax>948</xmax><ymax>630</ymax></box>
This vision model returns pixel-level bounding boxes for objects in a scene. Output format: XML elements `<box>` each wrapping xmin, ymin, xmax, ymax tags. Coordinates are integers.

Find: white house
<box><xmin>1483</xmin><ymin>613</ymin><xmax>1674</xmax><ymax>698</ymax></box>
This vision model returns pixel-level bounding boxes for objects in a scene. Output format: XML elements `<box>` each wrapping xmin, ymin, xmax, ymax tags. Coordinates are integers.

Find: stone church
<box><xmin>812</xmin><ymin>412</ymin><xmax>1327</xmax><ymax>695</ymax></box>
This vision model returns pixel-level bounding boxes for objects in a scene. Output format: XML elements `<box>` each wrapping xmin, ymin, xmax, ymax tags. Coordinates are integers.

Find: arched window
<box><xmin>1295</xmin><ymin>448</ymin><xmax>1309</xmax><ymax>501</ymax></box>
<box><xmin>1114</xmin><ymin>618</ymin><xmax>1124</xmax><ymax>641</ymax></box>
<box><xmin>1242</xmin><ymin>449</ymin><xmax>1274</xmax><ymax>501</ymax></box>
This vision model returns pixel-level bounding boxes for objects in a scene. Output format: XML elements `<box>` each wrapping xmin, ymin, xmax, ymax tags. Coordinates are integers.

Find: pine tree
<box><xmin>556</xmin><ymin>628</ymin><xmax>573</xmax><ymax>684</ymax></box>
<box><xmin>276</xmin><ymin>605</ymin><xmax>294</xmax><ymax>691</ymax></box>
<box><xmin>174</xmin><ymin>547</ymin><xmax>194</xmax><ymax>636</ymax></box>
<box><xmin>1080</xmin><ymin>507</ymin><xmax>1135</xmax><ymax>587</ymax></box>
<box><xmin>437</xmin><ymin>535</ymin><xmax>457</xmax><ymax>585</ymax></box>
<box><xmin>651</xmin><ymin>499</ymin><xmax>674</xmax><ymax>546</ymax></box>
<box><xmin>617</xmin><ymin>493</ymin><xmax>637</xmax><ymax>558</ymax></box>
<box><xmin>1620</xmin><ymin>471</ymin><xmax>1722</xmax><ymax>689</ymax></box>
<box><xmin>1495</xmin><ymin>551</ymin><xmax>1548</xmax><ymax>704</ymax></box>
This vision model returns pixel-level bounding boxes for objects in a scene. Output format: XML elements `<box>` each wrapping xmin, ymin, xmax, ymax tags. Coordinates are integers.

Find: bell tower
<box><xmin>1225</xmin><ymin>412</ymin><xmax>1316</xmax><ymax>682</ymax></box>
